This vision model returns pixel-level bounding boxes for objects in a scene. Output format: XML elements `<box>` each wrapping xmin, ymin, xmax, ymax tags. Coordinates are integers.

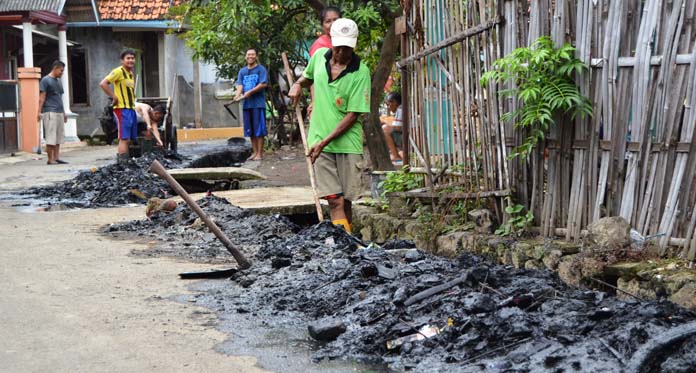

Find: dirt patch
<box><xmin>104</xmin><ymin>196</ymin><xmax>696</xmax><ymax>371</ymax></box>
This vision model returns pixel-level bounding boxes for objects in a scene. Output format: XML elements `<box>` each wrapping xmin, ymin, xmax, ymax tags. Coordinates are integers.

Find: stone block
<box><xmin>359</xmin><ymin>226</ymin><xmax>373</xmax><ymax>242</ymax></box>
<box><xmin>308</xmin><ymin>317</ymin><xmax>347</xmax><ymax>341</ymax></box>
<box><xmin>580</xmin><ymin>257</ymin><xmax>605</xmax><ymax>279</ymax></box>
<box><xmin>664</xmin><ymin>272</ymin><xmax>696</xmax><ymax>294</ymax></box>
<box><xmin>524</xmin><ymin>260</ymin><xmax>543</xmax><ymax>270</ymax></box>
<box><xmin>557</xmin><ymin>255</ymin><xmax>582</xmax><ymax>287</ymax></box>
<box><xmin>532</xmin><ymin>245</ymin><xmax>547</xmax><ymax>261</ymax></box>
<box><xmin>511</xmin><ymin>243</ymin><xmax>532</xmax><ymax>269</ymax></box>
<box><xmin>669</xmin><ymin>283</ymin><xmax>696</xmax><ymax>309</ymax></box>
<box><xmin>616</xmin><ymin>278</ymin><xmax>657</xmax><ymax>301</ymax></box>
<box><xmin>401</xmin><ymin>220</ymin><xmax>419</xmax><ymax>241</ymax></box>
<box><xmin>587</xmin><ymin>216</ymin><xmax>631</xmax><ymax>247</ymax></box>
<box><xmin>468</xmin><ymin>209</ymin><xmax>495</xmax><ymax>234</ymax></box>
<box><xmin>542</xmin><ymin>250</ymin><xmax>562</xmax><ymax>271</ymax></box>
<box><xmin>604</xmin><ymin>262</ymin><xmax>647</xmax><ymax>279</ymax></box>
<box><xmin>436</xmin><ymin>232</ymin><xmax>467</xmax><ymax>258</ymax></box>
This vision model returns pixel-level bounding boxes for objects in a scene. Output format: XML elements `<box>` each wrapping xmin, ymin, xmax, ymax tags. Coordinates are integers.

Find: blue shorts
<box><xmin>114</xmin><ymin>108</ymin><xmax>138</xmax><ymax>140</ymax></box>
<box><xmin>243</xmin><ymin>108</ymin><xmax>267</xmax><ymax>137</ymax></box>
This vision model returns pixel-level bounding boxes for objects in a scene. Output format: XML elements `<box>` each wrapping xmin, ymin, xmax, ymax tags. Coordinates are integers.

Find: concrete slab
<box><xmin>171</xmin><ymin>186</ymin><xmax>327</xmax><ymax>215</ymax></box>
<box><xmin>168</xmin><ymin>167</ymin><xmax>266</xmax><ymax>181</ymax></box>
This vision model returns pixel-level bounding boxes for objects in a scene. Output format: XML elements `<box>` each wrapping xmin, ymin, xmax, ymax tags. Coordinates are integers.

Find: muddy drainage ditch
<box><xmin>103</xmin><ymin>195</ymin><xmax>696</xmax><ymax>372</ymax></box>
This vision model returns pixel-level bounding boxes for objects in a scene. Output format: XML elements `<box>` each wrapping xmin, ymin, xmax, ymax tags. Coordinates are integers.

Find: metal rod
<box><xmin>149</xmin><ymin>160</ymin><xmax>252</xmax><ymax>269</ymax></box>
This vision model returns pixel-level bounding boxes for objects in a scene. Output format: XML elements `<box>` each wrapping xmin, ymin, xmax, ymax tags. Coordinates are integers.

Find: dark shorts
<box><xmin>243</xmin><ymin>108</ymin><xmax>267</xmax><ymax>137</ymax></box>
<box><xmin>114</xmin><ymin>108</ymin><xmax>138</xmax><ymax>140</ymax></box>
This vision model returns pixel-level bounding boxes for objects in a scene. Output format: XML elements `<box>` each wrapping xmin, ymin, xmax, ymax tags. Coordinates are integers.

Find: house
<box><xmin>0</xmin><ymin>0</ymin><xmax>78</xmax><ymax>154</ymax></box>
<box><xmin>63</xmin><ymin>0</ymin><xmax>241</xmax><ymax>138</ymax></box>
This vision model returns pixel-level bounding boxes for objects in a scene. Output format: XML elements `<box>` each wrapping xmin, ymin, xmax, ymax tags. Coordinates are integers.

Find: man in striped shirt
<box><xmin>100</xmin><ymin>50</ymin><xmax>137</xmax><ymax>164</ymax></box>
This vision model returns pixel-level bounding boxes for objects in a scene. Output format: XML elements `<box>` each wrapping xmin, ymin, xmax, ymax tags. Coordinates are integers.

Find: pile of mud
<box><xmin>26</xmin><ymin>152</ymin><xmax>182</xmax><ymax>208</ymax></box>
<box><xmin>105</xmin><ymin>195</ymin><xmax>298</xmax><ymax>263</ymax></box>
<box><xmin>24</xmin><ymin>139</ymin><xmax>253</xmax><ymax>208</ymax></box>
<box><xmin>105</xmin><ymin>196</ymin><xmax>696</xmax><ymax>371</ymax></box>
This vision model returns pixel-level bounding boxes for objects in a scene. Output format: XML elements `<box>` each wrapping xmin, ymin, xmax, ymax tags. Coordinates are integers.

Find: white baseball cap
<box><xmin>330</xmin><ymin>18</ymin><xmax>359</xmax><ymax>48</ymax></box>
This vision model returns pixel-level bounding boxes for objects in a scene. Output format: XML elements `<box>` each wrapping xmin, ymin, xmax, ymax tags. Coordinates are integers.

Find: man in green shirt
<box><xmin>289</xmin><ymin>18</ymin><xmax>371</xmax><ymax>233</ymax></box>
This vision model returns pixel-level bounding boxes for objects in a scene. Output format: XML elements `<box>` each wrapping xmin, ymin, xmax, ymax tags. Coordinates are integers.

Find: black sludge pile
<box><xmin>106</xmin><ymin>197</ymin><xmax>696</xmax><ymax>372</ymax></box>
<box><xmin>26</xmin><ymin>152</ymin><xmax>182</xmax><ymax>208</ymax></box>
<box><xmin>105</xmin><ymin>195</ymin><xmax>299</xmax><ymax>263</ymax></box>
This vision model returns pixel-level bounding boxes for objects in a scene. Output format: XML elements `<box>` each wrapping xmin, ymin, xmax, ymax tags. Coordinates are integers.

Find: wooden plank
<box><xmin>168</xmin><ymin>167</ymin><xmax>266</xmax><ymax>181</ymax></box>
<box><xmin>168</xmin><ymin>187</ymin><xmax>328</xmax><ymax>215</ymax></box>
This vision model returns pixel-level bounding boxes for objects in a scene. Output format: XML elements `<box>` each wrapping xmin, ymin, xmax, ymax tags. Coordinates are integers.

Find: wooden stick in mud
<box><xmin>149</xmin><ymin>160</ymin><xmax>252</xmax><ymax>269</ymax></box>
<box><xmin>281</xmin><ymin>52</ymin><xmax>324</xmax><ymax>221</ymax></box>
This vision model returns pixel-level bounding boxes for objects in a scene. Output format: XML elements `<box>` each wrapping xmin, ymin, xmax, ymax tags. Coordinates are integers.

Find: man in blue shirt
<box><xmin>235</xmin><ymin>48</ymin><xmax>268</xmax><ymax>161</ymax></box>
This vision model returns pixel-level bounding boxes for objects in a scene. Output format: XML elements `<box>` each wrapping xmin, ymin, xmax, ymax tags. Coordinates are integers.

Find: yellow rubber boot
<box><xmin>332</xmin><ymin>218</ymin><xmax>352</xmax><ymax>234</ymax></box>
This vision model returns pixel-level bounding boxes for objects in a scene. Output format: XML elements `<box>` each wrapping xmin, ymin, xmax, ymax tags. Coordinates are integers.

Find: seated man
<box><xmin>134</xmin><ymin>102</ymin><xmax>165</xmax><ymax>147</ymax></box>
<box><xmin>381</xmin><ymin>92</ymin><xmax>403</xmax><ymax>163</ymax></box>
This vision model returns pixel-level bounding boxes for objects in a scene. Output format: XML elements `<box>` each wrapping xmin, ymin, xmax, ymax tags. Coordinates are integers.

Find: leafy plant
<box><xmin>495</xmin><ymin>199</ymin><xmax>534</xmax><ymax>237</ymax></box>
<box><xmin>480</xmin><ymin>36</ymin><xmax>593</xmax><ymax>159</ymax></box>
<box><xmin>378</xmin><ymin>167</ymin><xmax>423</xmax><ymax>197</ymax></box>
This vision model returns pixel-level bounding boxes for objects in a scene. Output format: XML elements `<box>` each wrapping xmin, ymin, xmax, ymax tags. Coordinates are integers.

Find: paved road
<box><xmin>0</xmin><ymin>145</ymin><xmax>264</xmax><ymax>372</ymax></box>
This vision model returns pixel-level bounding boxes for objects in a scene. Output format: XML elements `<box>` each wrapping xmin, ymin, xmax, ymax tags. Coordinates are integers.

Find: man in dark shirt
<box><xmin>38</xmin><ymin>60</ymin><xmax>67</xmax><ymax>165</ymax></box>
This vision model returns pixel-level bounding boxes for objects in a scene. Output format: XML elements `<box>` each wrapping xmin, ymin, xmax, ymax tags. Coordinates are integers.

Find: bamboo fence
<box><xmin>398</xmin><ymin>0</ymin><xmax>696</xmax><ymax>258</ymax></box>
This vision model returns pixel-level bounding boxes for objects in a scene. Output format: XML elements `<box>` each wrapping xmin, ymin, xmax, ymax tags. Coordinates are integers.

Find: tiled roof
<box><xmin>97</xmin><ymin>0</ymin><xmax>181</xmax><ymax>21</ymax></box>
<box><xmin>0</xmin><ymin>0</ymin><xmax>65</xmax><ymax>13</ymax></box>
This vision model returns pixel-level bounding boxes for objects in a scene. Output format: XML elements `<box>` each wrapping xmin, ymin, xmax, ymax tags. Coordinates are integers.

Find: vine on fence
<box><xmin>481</xmin><ymin>36</ymin><xmax>593</xmax><ymax>159</ymax></box>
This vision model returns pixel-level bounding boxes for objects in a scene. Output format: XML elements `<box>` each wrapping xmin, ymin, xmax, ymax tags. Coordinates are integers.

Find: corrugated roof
<box><xmin>97</xmin><ymin>0</ymin><xmax>181</xmax><ymax>21</ymax></box>
<box><xmin>0</xmin><ymin>0</ymin><xmax>65</xmax><ymax>13</ymax></box>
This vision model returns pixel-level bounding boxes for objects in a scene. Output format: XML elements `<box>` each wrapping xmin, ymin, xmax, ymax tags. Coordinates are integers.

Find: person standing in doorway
<box><xmin>99</xmin><ymin>50</ymin><xmax>137</xmax><ymax>165</ymax></box>
<box><xmin>38</xmin><ymin>60</ymin><xmax>68</xmax><ymax>165</ymax></box>
<box><xmin>235</xmin><ymin>48</ymin><xmax>268</xmax><ymax>161</ymax></box>
<box><xmin>288</xmin><ymin>18</ymin><xmax>371</xmax><ymax>233</ymax></box>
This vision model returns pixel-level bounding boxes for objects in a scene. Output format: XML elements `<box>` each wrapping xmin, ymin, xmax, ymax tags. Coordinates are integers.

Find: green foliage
<box><xmin>173</xmin><ymin>0</ymin><xmax>400</xmax><ymax>79</ymax></box>
<box><xmin>378</xmin><ymin>167</ymin><xmax>423</xmax><ymax>196</ymax></box>
<box><xmin>495</xmin><ymin>198</ymin><xmax>534</xmax><ymax>237</ymax></box>
<box><xmin>481</xmin><ymin>36</ymin><xmax>593</xmax><ymax>159</ymax></box>
<box><xmin>172</xmin><ymin>0</ymin><xmax>316</xmax><ymax>79</ymax></box>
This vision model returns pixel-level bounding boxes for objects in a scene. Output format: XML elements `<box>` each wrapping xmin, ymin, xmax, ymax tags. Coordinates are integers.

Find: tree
<box><xmin>173</xmin><ymin>0</ymin><xmax>399</xmax><ymax>170</ymax></box>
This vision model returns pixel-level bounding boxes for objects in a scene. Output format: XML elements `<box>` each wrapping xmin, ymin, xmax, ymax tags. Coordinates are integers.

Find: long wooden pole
<box><xmin>281</xmin><ymin>52</ymin><xmax>324</xmax><ymax>221</ymax></box>
<box><xmin>149</xmin><ymin>160</ymin><xmax>251</xmax><ymax>269</ymax></box>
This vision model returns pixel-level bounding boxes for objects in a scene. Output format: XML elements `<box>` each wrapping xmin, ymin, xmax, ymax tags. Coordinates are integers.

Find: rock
<box><xmin>308</xmin><ymin>317</ymin><xmax>347</xmax><ymax>341</ymax></box>
<box><xmin>271</xmin><ymin>257</ymin><xmax>292</xmax><ymax>269</ymax></box>
<box><xmin>616</xmin><ymin>278</ymin><xmax>657</xmax><ymax>301</ymax></box>
<box><xmin>542</xmin><ymin>249</ymin><xmax>562</xmax><ymax>271</ymax></box>
<box><xmin>436</xmin><ymin>232</ymin><xmax>466</xmax><ymax>258</ymax></box>
<box><xmin>359</xmin><ymin>226</ymin><xmax>373</xmax><ymax>242</ymax></box>
<box><xmin>586</xmin><ymin>216</ymin><xmax>631</xmax><ymax>247</ymax></box>
<box><xmin>401</xmin><ymin>220</ymin><xmax>419</xmax><ymax>241</ymax></box>
<box><xmin>511</xmin><ymin>243</ymin><xmax>532</xmax><ymax>269</ymax></box>
<box><xmin>604</xmin><ymin>262</ymin><xmax>647</xmax><ymax>279</ymax></box>
<box><xmin>387</xmin><ymin>196</ymin><xmax>414</xmax><ymax>218</ymax></box>
<box><xmin>532</xmin><ymin>245</ymin><xmax>546</xmax><ymax>261</ymax></box>
<box><xmin>371</xmin><ymin>214</ymin><xmax>404</xmax><ymax>243</ymax></box>
<box><xmin>468</xmin><ymin>209</ymin><xmax>495</xmax><ymax>233</ymax></box>
<box><xmin>404</xmin><ymin>249</ymin><xmax>423</xmax><ymax>263</ymax></box>
<box><xmin>557</xmin><ymin>256</ymin><xmax>582</xmax><ymax>287</ymax></box>
<box><xmin>669</xmin><ymin>283</ymin><xmax>696</xmax><ymax>309</ymax></box>
<box><xmin>554</xmin><ymin>242</ymin><xmax>581</xmax><ymax>255</ymax></box>
<box><xmin>280</xmin><ymin>145</ymin><xmax>292</xmax><ymax>151</ymax></box>
<box><xmin>580</xmin><ymin>257</ymin><xmax>605</xmax><ymax>279</ymax></box>
<box><xmin>664</xmin><ymin>272</ymin><xmax>696</xmax><ymax>294</ymax></box>
<box><xmin>524</xmin><ymin>260</ymin><xmax>543</xmax><ymax>270</ymax></box>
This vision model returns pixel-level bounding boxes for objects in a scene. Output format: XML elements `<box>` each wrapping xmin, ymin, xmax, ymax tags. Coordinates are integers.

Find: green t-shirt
<box><xmin>303</xmin><ymin>48</ymin><xmax>371</xmax><ymax>154</ymax></box>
